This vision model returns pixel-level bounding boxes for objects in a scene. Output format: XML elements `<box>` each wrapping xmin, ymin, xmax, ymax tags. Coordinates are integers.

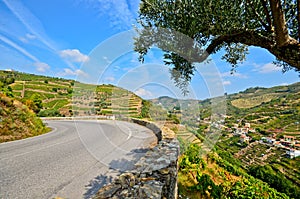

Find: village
<box><xmin>231</xmin><ymin>122</ymin><xmax>300</xmax><ymax>159</ymax></box>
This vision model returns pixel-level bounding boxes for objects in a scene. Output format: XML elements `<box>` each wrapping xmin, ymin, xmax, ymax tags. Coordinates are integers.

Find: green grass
<box><xmin>25</xmin><ymin>84</ymin><xmax>53</xmax><ymax>92</ymax></box>
<box><xmin>43</xmin><ymin>99</ymin><xmax>69</xmax><ymax>109</ymax></box>
<box><xmin>11</xmin><ymin>83</ymin><xmax>23</xmax><ymax>90</ymax></box>
<box><xmin>12</xmin><ymin>92</ymin><xmax>21</xmax><ymax>97</ymax></box>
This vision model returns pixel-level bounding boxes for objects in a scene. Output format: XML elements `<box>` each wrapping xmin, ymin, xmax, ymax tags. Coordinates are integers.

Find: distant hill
<box><xmin>150</xmin><ymin>82</ymin><xmax>300</xmax><ymax>132</ymax></box>
<box><xmin>0</xmin><ymin>70</ymin><xmax>143</xmax><ymax>118</ymax></box>
<box><xmin>151</xmin><ymin>82</ymin><xmax>300</xmax><ymax>110</ymax></box>
<box><xmin>229</xmin><ymin>82</ymin><xmax>300</xmax><ymax>108</ymax></box>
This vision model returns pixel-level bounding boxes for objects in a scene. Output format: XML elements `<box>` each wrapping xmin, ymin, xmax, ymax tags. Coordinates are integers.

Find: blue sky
<box><xmin>0</xmin><ymin>0</ymin><xmax>299</xmax><ymax>100</ymax></box>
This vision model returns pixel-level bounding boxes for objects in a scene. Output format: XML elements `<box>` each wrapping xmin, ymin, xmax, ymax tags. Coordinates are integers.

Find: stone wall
<box><xmin>94</xmin><ymin>119</ymin><xmax>180</xmax><ymax>199</ymax></box>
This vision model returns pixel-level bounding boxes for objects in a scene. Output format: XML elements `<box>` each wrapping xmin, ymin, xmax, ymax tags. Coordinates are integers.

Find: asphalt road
<box><xmin>0</xmin><ymin>120</ymin><xmax>156</xmax><ymax>199</ymax></box>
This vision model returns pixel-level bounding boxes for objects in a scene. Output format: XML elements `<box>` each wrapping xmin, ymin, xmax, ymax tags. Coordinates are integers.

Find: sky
<box><xmin>0</xmin><ymin>0</ymin><xmax>299</xmax><ymax>100</ymax></box>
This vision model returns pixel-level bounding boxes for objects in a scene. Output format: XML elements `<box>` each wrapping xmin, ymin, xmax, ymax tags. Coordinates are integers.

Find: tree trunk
<box><xmin>269</xmin><ymin>0</ymin><xmax>291</xmax><ymax>46</ymax></box>
<box><xmin>297</xmin><ymin>0</ymin><xmax>300</xmax><ymax>42</ymax></box>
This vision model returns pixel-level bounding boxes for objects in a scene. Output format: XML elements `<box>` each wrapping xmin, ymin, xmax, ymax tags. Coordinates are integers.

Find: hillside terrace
<box><xmin>261</xmin><ymin>135</ymin><xmax>300</xmax><ymax>158</ymax></box>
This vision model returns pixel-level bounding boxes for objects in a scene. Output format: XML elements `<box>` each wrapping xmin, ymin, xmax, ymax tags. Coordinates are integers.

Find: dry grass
<box><xmin>231</xmin><ymin>94</ymin><xmax>276</xmax><ymax>108</ymax></box>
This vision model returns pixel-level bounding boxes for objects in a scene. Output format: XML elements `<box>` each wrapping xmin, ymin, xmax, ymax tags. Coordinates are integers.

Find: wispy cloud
<box><xmin>2</xmin><ymin>0</ymin><xmax>80</xmax><ymax>71</ymax></box>
<box><xmin>0</xmin><ymin>34</ymin><xmax>39</xmax><ymax>62</ymax></box>
<box><xmin>2</xmin><ymin>0</ymin><xmax>56</xmax><ymax>51</ymax></box>
<box><xmin>60</xmin><ymin>49</ymin><xmax>89</xmax><ymax>63</ymax></box>
<box><xmin>20</xmin><ymin>33</ymin><xmax>36</xmax><ymax>43</ymax></box>
<box><xmin>103</xmin><ymin>56</ymin><xmax>112</xmax><ymax>64</ymax></box>
<box><xmin>34</xmin><ymin>62</ymin><xmax>50</xmax><ymax>72</ymax></box>
<box><xmin>81</xmin><ymin>0</ymin><xmax>139</xmax><ymax>30</ymax></box>
<box><xmin>105</xmin><ymin>76</ymin><xmax>115</xmax><ymax>82</ymax></box>
<box><xmin>113</xmin><ymin>65</ymin><xmax>120</xmax><ymax>71</ymax></box>
<box><xmin>223</xmin><ymin>80</ymin><xmax>231</xmax><ymax>85</ymax></box>
<box><xmin>59</xmin><ymin>68</ymin><xmax>89</xmax><ymax>77</ymax></box>
<box><xmin>279</xmin><ymin>82</ymin><xmax>288</xmax><ymax>86</ymax></box>
<box><xmin>135</xmin><ymin>88</ymin><xmax>153</xmax><ymax>98</ymax></box>
<box><xmin>221</xmin><ymin>71</ymin><xmax>248</xmax><ymax>78</ymax></box>
<box><xmin>255</xmin><ymin>63</ymin><xmax>281</xmax><ymax>73</ymax></box>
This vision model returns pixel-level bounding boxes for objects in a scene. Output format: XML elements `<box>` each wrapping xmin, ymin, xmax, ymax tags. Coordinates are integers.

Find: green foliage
<box><xmin>179</xmin><ymin>143</ymin><xmax>206</xmax><ymax>173</ymax></box>
<box><xmin>0</xmin><ymin>94</ymin><xmax>49</xmax><ymax>142</ymax></box>
<box><xmin>135</xmin><ymin>0</ymin><xmax>300</xmax><ymax>91</ymax></box>
<box><xmin>214</xmin><ymin>155</ymin><xmax>244</xmax><ymax>177</ymax></box>
<box><xmin>38</xmin><ymin>109</ymin><xmax>61</xmax><ymax>117</ymax></box>
<box><xmin>43</xmin><ymin>99</ymin><xmax>69</xmax><ymax>110</ymax></box>
<box><xmin>0</xmin><ymin>76</ymin><xmax>15</xmax><ymax>85</ymax></box>
<box><xmin>1</xmin><ymin>87</ymin><xmax>14</xmax><ymax>97</ymax></box>
<box><xmin>177</xmin><ymin>137</ymin><xmax>190</xmax><ymax>154</ymax></box>
<box><xmin>168</xmin><ymin>113</ymin><xmax>180</xmax><ymax>124</ymax></box>
<box><xmin>249</xmin><ymin>165</ymin><xmax>300</xmax><ymax>198</ymax></box>
<box><xmin>216</xmin><ymin>149</ymin><xmax>242</xmax><ymax>168</ymax></box>
<box><xmin>193</xmin><ymin>173</ymin><xmax>223</xmax><ymax>199</ymax></box>
<box><xmin>227</xmin><ymin>177</ymin><xmax>289</xmax><ymax>199</ymax></box>
<box><xmin>67</xmin><ymin>88</ymin><xmax>73</xmax><ymax>94</ymax></box>
<box><xmin>140</xmin><ymin>99</ymin><xmax>151</xmax><ymax>118</ymax></box>
<box><xmin>27</xmin><ymin>93</ymin><xmax>43</xmax><ymax>113</ymax></box>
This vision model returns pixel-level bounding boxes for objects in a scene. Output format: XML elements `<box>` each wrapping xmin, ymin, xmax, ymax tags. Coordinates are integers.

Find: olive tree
<box><xmin>134</xmin><ymin>0</ymin><xmax>300</xmax><ymax>87</ymax></box>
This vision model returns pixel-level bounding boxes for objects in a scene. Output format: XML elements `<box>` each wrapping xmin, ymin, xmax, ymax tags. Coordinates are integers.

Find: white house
<box><xmin>286</xmin><ymin>149</ymin><xmax>300</xmax><ymax>159</ymax></box>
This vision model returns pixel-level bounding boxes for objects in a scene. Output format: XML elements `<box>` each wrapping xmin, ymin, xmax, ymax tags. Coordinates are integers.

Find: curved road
<box><xmin>0</xmin><ymin>120</ymin><xmax>156</xmax><ymax>199</ymax></box>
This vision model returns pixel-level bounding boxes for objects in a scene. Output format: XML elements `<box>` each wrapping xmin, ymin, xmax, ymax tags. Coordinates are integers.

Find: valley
<box><xmin>1</xmin><ymin>70</ymin><xmax>299</xmax><ymax>198</ymax></box>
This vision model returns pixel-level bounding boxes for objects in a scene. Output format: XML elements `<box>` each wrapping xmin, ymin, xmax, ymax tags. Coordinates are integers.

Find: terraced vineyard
<box><xmin>151</xmin><ymin>82</ymin><xmax>300</xmax><ymax>198</ymax></box>
<box><xmin>73</xmin><ymin>83</ymin><xmax>142</xmax><ymax>117</ymax></box>
<box><xmin>1</xmin><ymin>70</ymin><xmax>143</xmax><ymax>118</ymax></box>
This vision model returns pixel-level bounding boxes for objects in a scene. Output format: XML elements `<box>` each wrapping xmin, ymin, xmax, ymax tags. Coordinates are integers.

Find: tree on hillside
<box><xmin>135</xmin><ymin>0</ymin><xmax>300</xmax><ymax>87</ymax></box>
<box><xmin>25</xmin><ymin>94</ymin><xmax>43</xmax><ymax>114</ymax></box>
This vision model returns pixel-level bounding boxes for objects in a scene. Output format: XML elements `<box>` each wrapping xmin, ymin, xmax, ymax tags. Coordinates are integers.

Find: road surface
<box><xmin>0</xmin><ymin>120</ymin><xmax>156</xmax><ymax>199</ymax></box>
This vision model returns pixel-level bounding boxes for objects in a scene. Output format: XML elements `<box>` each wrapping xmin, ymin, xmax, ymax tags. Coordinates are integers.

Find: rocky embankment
<box><xmin>94</xmin><ymin>119</ymin><xmax>180</xmax><ymax>199</ymax></box>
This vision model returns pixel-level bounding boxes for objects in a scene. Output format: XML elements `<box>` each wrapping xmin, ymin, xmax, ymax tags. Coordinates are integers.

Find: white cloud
<box><xmin>102</xmin><ymin>56</ymin><xmax>112</xmax><ymax>64</ymax></box>
<box><xmin>257</xmin><ymin>63</ymin><xmax>281</xmax><ymax>73</ymax></box>
<box><xmin>135</xmin><ymin>88</ymin><xmax>153</xmax><ymax>98</ymax></box>
<box><xmin>105</xmin><ymin>76</ymin><xmax>115</xmax><ymax>82</ymax></box>
<box><xmin>60</xmin><ymin>68</ymin><xmax>88</xmax><ymax>77</ymax></box>
<box><xmin>113</xmin><ymin>65</ymin><xmax>120</xmax><ymax>71</ymax></box>
<box><xmin>26</xmin><ymin>33</ymin><xmax>36</xmax><ymax>39</ymax></box>
<box><xmin>223</xmin><ymin>80</ymin><xmax>231</xmax><ymax>85</ymax></box>
<box><xmin>60</xmin><ymin>49</ymin><xmax>89</xmax><ymax>63</ymax></box>
<box><xmin>19</xmin><ymin>33</ymin><xmax>37</xmax><ymax>43</ymax></box>
<box><xmin>34</xmin><ymin>62</ymin><xmax>50</xmax><ymax>72</ymax></box>
<box><xmin>221</xmin><ymin>71</ymin><xmax>247</xmax><ymax>78</ymax></box>
<box><xmin>279</xmin><ymin>82</ymin><xmax>288</xmax><ymax>86</ymax></box>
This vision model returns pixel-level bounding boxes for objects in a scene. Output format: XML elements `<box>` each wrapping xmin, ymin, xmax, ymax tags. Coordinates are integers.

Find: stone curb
<box><xmin>94</xmin><ymin>119</ymin><xmax>180</xmax><ymax>199</ymax></box>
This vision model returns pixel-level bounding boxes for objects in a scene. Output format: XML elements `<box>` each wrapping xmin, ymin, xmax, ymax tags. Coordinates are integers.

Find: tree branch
<box><xmin>260</xmin><ymin>0</ymin><xmax>273</xmax><ymax>31</ymax></box>
<box><xmin>194</xmin><ymin>30</ymin><xmax>300</xmax><ymax>71</ymax></box>
<box><xmin>247</xmin><ymin>0</ymin><xmax>271</xmax><ymax>32</ymax></box>
<box><xmin>195</xmin><ymin>30</ymin><xmax>274</xmax><ymax>62</ymax></box>
<box><xmin>269</xmin><ymin>0</ymin><xmax>291</xmax><ymax>46</ymax></box>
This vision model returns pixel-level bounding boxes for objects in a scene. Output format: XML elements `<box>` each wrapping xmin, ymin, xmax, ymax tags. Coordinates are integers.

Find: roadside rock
<box><xmin>94</xmin><ymin>120</ymin><xmax>179</xmax><ymax>199</ymax></box>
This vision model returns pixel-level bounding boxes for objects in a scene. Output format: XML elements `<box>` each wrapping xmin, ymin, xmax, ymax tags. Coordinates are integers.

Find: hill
<box><xmin>150</xmin><ymin>82</ymin><xmax>300</xmax><ymax>131</ymax></box>
<box><xmin>0</xmin><ymin>70</ymin><xmax>143</xmax><ymax>118</ymax></box>
<box><xmin>150</xmin><ymin>82</ymin><xmax>300</xmax><ymax>198</ymax></box>
<box><xmin>0</xmin><ymin>93</ymin><xmax>49</xmax><ymax>142</ymax></box>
